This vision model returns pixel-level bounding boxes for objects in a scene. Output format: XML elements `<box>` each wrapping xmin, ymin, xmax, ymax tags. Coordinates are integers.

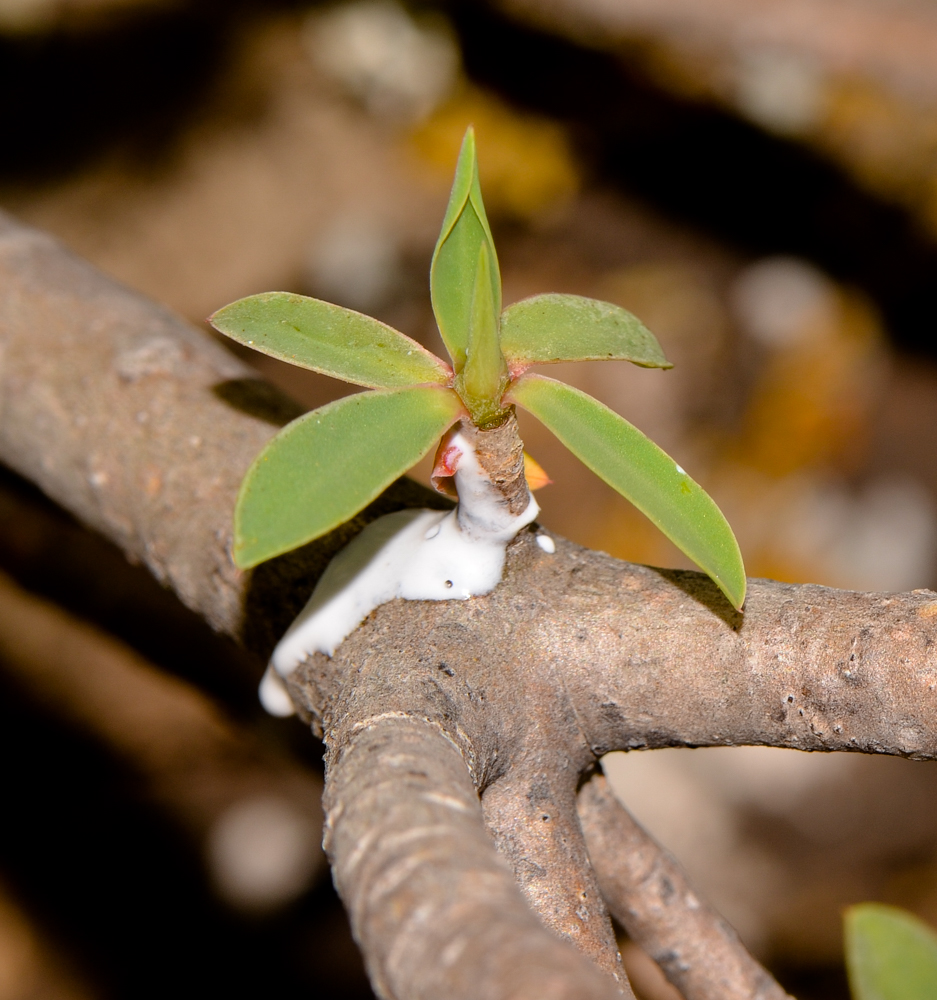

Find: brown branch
<box><xmin>0</xmin><ymin>210</ymin><xmax>445</xmax><ymax>653</ymax></box>
<box><xmin>578</xmin><ymin>772</ymin><xmax>792</xmax><ymax>1000</ymax></box>
<box><xmin>467</xmin><ymin>409</ymin><xmax>531</xmax><ymax>516</ymax></box>
<box><xmin>322</xmin><ymin>715</ymin><xmax>625</xmax><ymax>1000</ymax></box>
<box><xmin>483</xmin><ymin>761</ymin><xmax>626</xmax><ymax>986</ymax></box>
<box><xmin>5</xmin><ymin>209</ymin><xmax>937</xmax><ymax>997</ymax></box>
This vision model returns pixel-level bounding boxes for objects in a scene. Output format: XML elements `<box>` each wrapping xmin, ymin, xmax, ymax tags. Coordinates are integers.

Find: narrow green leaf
<box><xmin>430</xmin><ymin>126</ymin><xmax>501</xmax><ymax>372</ymax></box>
<box><xmin>846</xmin><ymin>904</ymin><xmax>937</xmax><ymax>1000</ymax></box>
<box><xmin>500</xmin><ymin>293</ymin><xmax>672</xmax><ymax>369</ymax></box>
<box><xmin>234</xmin><ymin>385</ymin><xmax>463</xmax><ymax>568</ymax></box>
<box><xmin>455</xmin><ymin>243</ymin><xmax>509</xmax><ymax>427</ymax></box>
<box><xmin>210</xmin><ymin>292</ymin><xmax>451</xmax><ymax>389</ymax></box>
<box><xmin>507</xmin><ymin>374</ymin><xmax>746</xmax><ymax>609</ymax></box>
<box><xmin>433</xmin><ymin>126</ymin><xmax>479</xmax><ymax>253</ymax></box>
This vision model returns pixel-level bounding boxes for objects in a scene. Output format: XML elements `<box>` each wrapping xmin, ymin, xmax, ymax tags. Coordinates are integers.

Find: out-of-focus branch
<box><xmin>578</xmin><ymin>772</ymin><xmax>792</xmax><ymax>1000</ymax></box>
<box><xmin>0</xmin><ymin>870</ymin><xmax>95</xmax><ymax>1000</ymax></box>
<box><xmin>498</xmin><ymin>0</ymin><xmax>937</xmax><ymax>101</ymax></box>
<box><xmin>494</xmin><ymin>0</ymin><xmax>937</xmax><ymax>247</ymax></box>
<box><xmin>0</xmin><ymin>568</ymin><xmax>324</xmax><ymax>911</ymax></box>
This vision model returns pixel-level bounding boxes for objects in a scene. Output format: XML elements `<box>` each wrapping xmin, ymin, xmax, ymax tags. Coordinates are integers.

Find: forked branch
<box><xmin>3</xmin><ymin>211</ymin><xmax>937</xmax><ymax>1000</ymax></box>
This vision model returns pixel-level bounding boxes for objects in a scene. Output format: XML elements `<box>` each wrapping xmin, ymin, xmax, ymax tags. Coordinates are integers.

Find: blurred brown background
<box><xmin>4</xmin><ymin>1</ymin><xmax>937</xmax><ymax>998</ymax></box>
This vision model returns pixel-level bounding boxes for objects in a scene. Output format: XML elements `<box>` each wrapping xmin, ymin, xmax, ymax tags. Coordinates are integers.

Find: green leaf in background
<box><xmin>210</xmin><ymin>292</ymin><xmax>452</xmax><ymax>389</ymax></box>
<box><xmin>454</xmin><ymin>243</ymin><xmax>509</xmax><ymax>427</ymax></box>
<box><xmin>430</xmin><ymin>126</ymin><xmax>502</xmax><ymax>372</ymax></box>
<box><xmin>845</xmin><ymin>904</ymin><xmax>937</xmax><ymax>1000</ymax></box>
<box><xmin>234</xmin><ymin>385</ymin><xmax>463</xmax><ymax>568</ymax></box>
<box><xmin>500</xmin><ymin>293</ymin><xmax>673</xmax><ymax>369</ymax></box>
<box><xmin>507</xmin><ymin>374</ymin><xmax>746</xmax><ymax>609</ymax></box>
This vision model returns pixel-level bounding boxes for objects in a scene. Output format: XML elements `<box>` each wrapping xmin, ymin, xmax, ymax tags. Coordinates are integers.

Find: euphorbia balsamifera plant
<box><xmin>210</xmin><ymin>126</ymin><xmax>746</xmax><ymax>612</ymax></box>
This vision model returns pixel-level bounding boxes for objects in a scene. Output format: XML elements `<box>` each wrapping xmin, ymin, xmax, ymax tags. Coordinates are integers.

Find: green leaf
<box><xmin>454</xmin><ymin>243</ymin><xmax>509</xmax><ymax>427</ymax></box>
<box><xmin>234</xmin><ymin>385</ymin><xmax>463</xmax><ymax>568</ymax></box>
<box><xmin>845</xmin><ymin>904</ymin><xmax>937</xmax><ymax>1000</ymax></box>
<box><xmin>500</xmin><ymin>293</ymin><xmax>672</xmax><ymax>369</ymax></box>
<box><xmin>430</xmin><ymin>126</ymin><xmax>502</xmax><ymax>373</ymax></box>
<box><xmin>210</xmin><ymin>292</ymin><xmax>452</xmax><ymax>389</ymax></box>
<box><xmin>507</xmin><ymin>374</ymin><xmax>746</xmax><ymax>609</ymax></box>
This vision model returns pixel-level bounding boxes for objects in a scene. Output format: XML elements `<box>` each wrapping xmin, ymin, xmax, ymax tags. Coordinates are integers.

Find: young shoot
<box><xmin>210</xmin><ymin>126</ymin><xmax>746</xmax><ymax>612</ymax></box>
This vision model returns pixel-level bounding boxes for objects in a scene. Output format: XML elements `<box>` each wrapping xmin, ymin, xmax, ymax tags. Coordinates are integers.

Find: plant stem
<box><xmin>459</xmin><ymin>408</ymin><xmax>530</xmax><ymax>517</ymax></box>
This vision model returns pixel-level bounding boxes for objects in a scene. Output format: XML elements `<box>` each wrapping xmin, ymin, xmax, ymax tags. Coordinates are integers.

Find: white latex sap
<box><xmin>259</xmin><ymin>431</ymin><xmax>544</xmax><ymax>717</ymax></box>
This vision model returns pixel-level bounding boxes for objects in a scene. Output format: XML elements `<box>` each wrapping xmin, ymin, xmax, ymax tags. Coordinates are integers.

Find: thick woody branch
<box><xmin>483</xmin><ymin>762</ymin><xmax>627</xmax><ymax>988</ymax></box>
<box><xmin>322</xmin><ymin>716</ymin><xmax>623</xmax><ymax>1000</ymax></box>
<box><xmin>5</xmin><ymin>210</ymin><xmax>937</xmax><ymax>998</ymax></box>
<box><xmin>0</xmin><ymin>210</ymin><xmax>445</xmax><ymax>655</ymax></box>
<box><xmin>578</xmin><ymin>772</ymin><xmax>792</xmax><ymax>1000</ymax></box>
<box><xmin>0</xmin><ymin>211</ymin><xmax>626</xmax><ymax>994</ymax></box>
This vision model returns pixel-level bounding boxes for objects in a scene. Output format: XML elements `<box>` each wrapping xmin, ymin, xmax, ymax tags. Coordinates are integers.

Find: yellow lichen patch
<box><xmin>410</xmin><ymin>87</ymin><xmax>579</xmax><ymax>220</ymax></box>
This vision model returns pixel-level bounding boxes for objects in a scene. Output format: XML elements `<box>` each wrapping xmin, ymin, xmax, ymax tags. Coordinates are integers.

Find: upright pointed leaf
<box><xmin>846</xmin><ymin>904</ymin><xmax>937</xmax><ymax>1000</ymax></box>
<box><xmin>210</xmin><ymin>292</ymin><xmax>451</xmax><ymax>388</ymax></box>
<box><xmin>500</xmin><ymin>293</ymin><xmax>672</xmax><ymax>369</ymax></box>
<box><xmin>430</xmin><ymin>126</ymin><xmax>501</xmax><ymax>372</ymax></box>
<box><xmin>234</xmin><ymin>386</ymin><xmax>463</xmax><ymax>568</ymax></box>
<box><xmin>507</xmin><ymin>374</ymin><xmax>746</xmax><ymax>609</ymax></box>
<box><xmin>455</xmin><ymin>243</ymin><xmax>509</xmax><ymax>426</ymax></box>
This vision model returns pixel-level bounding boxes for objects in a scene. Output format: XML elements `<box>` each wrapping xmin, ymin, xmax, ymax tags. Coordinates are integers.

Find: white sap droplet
<box><xmin>259</xmin><ymin>665</ymin><xmax>296</xmax><ymax>717</ymax></box>
<box><xmin>536</xmin><ymin>533</ymin><xmax>556</xmax><ymax>554</ymax></box>
<box><xmin>675</xmin><ymin>464</ymin><xmax>686</xmax><ymax>475</ymax></box>
<box><xmin>270</xmin><ymin>430</ymin><xmax>539</xmax><ymax>678</ymax></box>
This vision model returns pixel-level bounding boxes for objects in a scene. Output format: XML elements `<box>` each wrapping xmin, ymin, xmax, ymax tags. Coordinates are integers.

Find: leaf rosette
<box><xmin>210</xmin><ymin>126</ymin><xmax>746</xmax><ymax>610</ymax></box>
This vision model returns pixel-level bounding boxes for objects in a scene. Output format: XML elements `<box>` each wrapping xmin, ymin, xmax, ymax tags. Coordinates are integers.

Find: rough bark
<box><xmin>467</xmin><ymin>409</ymin><xmax>531</xmax><ymax>516</ymax></box>
<box><xmin>0</xmin><ymin>210</ymin><xmax>447</xmax><ymax>654</ymax></box>
<box><xmin>578</xmin><ymin>773</ymin><xmax>792</xmax><ymax>1000</ymax></box>
<box><xmin>323</xmin><ymin>717</ymin><xmax>625</xmax><ymax>1000</ymax></box>
<box><xmin>4</xmin><ymin>209</ymin><xmax>937</xmax><ymax>999</ymax></box>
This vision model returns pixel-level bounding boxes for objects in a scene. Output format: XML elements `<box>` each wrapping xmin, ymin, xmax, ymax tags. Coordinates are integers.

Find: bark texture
<box><xmin>3</xmin><ymin>209</ymin><xmax>935</xmax><ymax>999</ymax></box>
<box><xmin>578</xmin><ymin>773</ymin><xmax>793</xmax><ymax>1000</ymax></box>
<box><xmin>467</xmin><ymin>409</ymin><xmax>530</xmax><ymax>516</ymax></box>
